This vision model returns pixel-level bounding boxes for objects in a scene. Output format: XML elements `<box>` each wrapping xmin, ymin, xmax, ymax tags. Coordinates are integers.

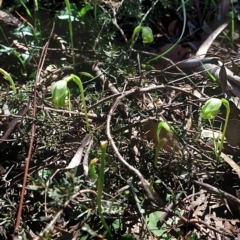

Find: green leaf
<box><xmin>79</xmin><ymin>72</ymin><xmax>94</xmax><ymax>78</ymax></box>
<box><xmin>141</xmin><ymin>26</ymin><xmax>154</xmax><ymax>43</ymax></box>
<box><xmin>141</xmin><ymin>64</ymin><xmax>156</xmax><ymax>71</ymax></box>
<box><xmin>21</xmin><ymin>53</ymin><xmax>30</xmax><ymax>64</ymax></box>
<box><xmin>18</xmin><ymin>0</ymin><xmax>32</xmax><ymax>18</ymax></box>
<box><xmin>38</xmin><ymin>168</ymin><xmax>52</xmax><ymax>180</ymax></box>
<box><xmin>79</xmin><ymin>4</ymin><xmax>93</xmax><ymax>17</ymax></box>
<box><xmin>13</xmin><ymin>24</ymin><xmax>36</xmax><ymax>37</ymax></box>
<box><xmin>189</xmin><ymin>233</ymin><xmax>197</xmax><ymax>240</ymax></box>
<box><xmin>112</xmin><ymin>219</ymin><xmax>121</xmax><ymax>230</ymax></box>
<box><xmin>120</xmin><ymin>234</ymin><xmax>135</xmax><ymax>240</ymax></box>
<box><xmin>51</xmin><ymin>80</ymin><xmax>68</xmax><ymax>107</ymax></box>
<box><xmin>0</xmin><ymin>68</ymin><xmax>16</xmax><ymax>92</ymax></box>
<box><xmin>0</xmin><ymin>44</ymin><xmax>14</xmax><ymax>54</ymax></box>
<box><xmin>200</xmin><ymin>98</ymin><xmax>222</xmax><ymax>120</ymax></box>
<box><xmin>146</xmin><ymin>211</ymin><xmax>164</xmax><ymax>236</ymax></box>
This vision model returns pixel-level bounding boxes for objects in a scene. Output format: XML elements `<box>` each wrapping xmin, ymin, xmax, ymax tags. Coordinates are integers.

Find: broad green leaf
<box><xmin>13</xmin><ymin>24</ymin><xmax>36</xmax><ymax>37</ymax></box>
<box><xmin>112</xmin><ymin>219</ymin><xmax>121</xmax><ymax>230</ymax></box>
<box><xmin>146</xmin><ymin>211</ymin><xmax>164</xmax><ymax>236</ymax></box>
<box><xmin>0</xmin><ymin>44</ymin><xmax>14</xmax><ymax>54</ymax></box>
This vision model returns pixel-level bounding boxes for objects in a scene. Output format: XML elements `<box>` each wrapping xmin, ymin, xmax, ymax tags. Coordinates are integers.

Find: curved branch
<box><xmin>106</xmin><ymin>88</ymin><xmax>154</xmax><ymax>200</ymax></box>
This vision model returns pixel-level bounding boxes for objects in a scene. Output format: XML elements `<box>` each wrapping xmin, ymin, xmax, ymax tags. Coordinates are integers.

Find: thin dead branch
<box><xmin>13</xmin><ymin>23</ymin><xmax>55</xmax><ymax>239</ymax></box>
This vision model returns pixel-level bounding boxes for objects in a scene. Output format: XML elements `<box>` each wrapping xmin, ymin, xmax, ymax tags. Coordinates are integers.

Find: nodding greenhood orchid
<box><xmin>51</xmin><ymin>80</ymin><xmax>68</xmax><ymax>108</ymax></box>
<box><xmin>200</xmin><ymin>98</ymin><xmax>230</xmax><ymax>160</ymax></box>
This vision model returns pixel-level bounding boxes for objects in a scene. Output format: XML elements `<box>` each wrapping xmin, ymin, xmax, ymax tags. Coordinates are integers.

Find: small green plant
<box><xmin>89</xmin><ymin>158</ymin><xmax>98</xmax><ymax>182</ymax></box>
<box><xmin>0</xmin><ymin>68</ymin><xmax>16</xmax><ymax>92</ymax></box>
<box><xmin>13</xmin><ymin>10</ymin><xmax>41</xmax><ymax>44</ymax></box>
<box><xmin>51</xmin><ymin>74</ymin><xmax>93</xmax><ymax>133</ymax></box>
<box><xmin>96</xmin><ymin>141</ymin><xmax>113</xmax><ymax>238</ymax></box>
<box><xmin>200</xmin><ymin>98</ymin><xmax>230</xmax><ymax>159</ymax></box>
<box><xmin>146</xmin><ymin>211</ymin><xmax>169</xmax><ymax>237</ymax></box>
<box><xmin>1</xmin><ymin>19</ymin><xmax>41</xmax><ymax>75</ymax></box>
<box><xmin>154</xmin><ymin>121</ymin><xmax>173</xmax><ymax>167</ymax></box>
<box><xmin>0</xmin><ymin>44</ymin><xmax>30</xmax><ymax>75</ymax></box>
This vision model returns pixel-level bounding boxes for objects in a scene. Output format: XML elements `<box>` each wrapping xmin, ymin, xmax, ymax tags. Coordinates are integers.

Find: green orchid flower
<box><xmin>51</xmin><ymin>80</ymin><xmax>68</xmax><ymax>108</ymax></box>
<box><xmin>200</xmin><ymin>98</ymin><xmax>222</xmax><ymax>120</ymax></box>
<box><xmin>141</xmin><ymin>26</ymin><xmax>154</xmax><ymax>43</ymax></box>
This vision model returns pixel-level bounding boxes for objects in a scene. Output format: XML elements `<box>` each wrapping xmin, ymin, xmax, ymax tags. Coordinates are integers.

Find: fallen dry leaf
<box><xmin>221</xmin><ymin>152</ymin><xmax>240</xmax><ymax>179</ymax></box>
<box><xmin>168</xmin><ymin>19</ymin><xmax>179</xmax><ymax>37</ymax></box>
<box><xmin>158</xmin><ymin>44</ymin><xmax>191</xmax><ymax>63</ymax></box>
<box><xmin>155</xmin><ymin>43</ymin><xmax>192</xmax><ymax>69</ymax></box>
<box><xmin>225</xmin><ymin>119</ymin><xmax>240</xmax><ymax>147</ymax></box>
<box><xmin>220</xmin><ymin>105</ymin><xmax>240</xmax><ymax>119</ymax></box>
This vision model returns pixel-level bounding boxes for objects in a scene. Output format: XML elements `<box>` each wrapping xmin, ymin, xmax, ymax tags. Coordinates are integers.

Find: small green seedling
<box><xmin>200</xmin><ymin>98</ymin><xmax>230</xmax><ymax>160</ymax></box>
<box><xmin>96</xmin><ymin>141</ymin><xmax>113</xmax><ymax>238</ymax></box>
<box><xmin>154</xmin><ymin>121</ymin><xmax>173</xmax><ymax>167</ymax></box>
<box><xmin>0</xmin><ymin>68</ymin><xmax>16</xmax><ymax>92</ymax></box>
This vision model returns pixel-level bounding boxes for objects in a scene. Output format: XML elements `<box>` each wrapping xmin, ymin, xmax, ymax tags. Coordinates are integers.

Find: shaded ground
<box><xmin>1</xmin><ymin>0</ymin><xmax>240</xmax><ymax>239</ymax></box>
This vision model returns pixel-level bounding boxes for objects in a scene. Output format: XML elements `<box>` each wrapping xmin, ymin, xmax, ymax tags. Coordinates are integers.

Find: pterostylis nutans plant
<box><xmin>96</xmin><ymin>141</ymin><xmax>113</xmax><ymax>239</ymax></box>
<box><xmin>154</xmin><ymin>121</ymin><xmax>174</xmax><ymax>167</ymax></box>
<box><xmin>51</xmin><ymin>74</ymin><xmax>93</xmax><ymax>135</ymax></box>
<box><xmin>0</xmin><ymin>68</ymin><xmax>16</xmax><ymax>92</ymax></box>
<box><xmin>200</xmin><ymin>98</ymin><xmax>230</xmax><ymax>161</ymax></box>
